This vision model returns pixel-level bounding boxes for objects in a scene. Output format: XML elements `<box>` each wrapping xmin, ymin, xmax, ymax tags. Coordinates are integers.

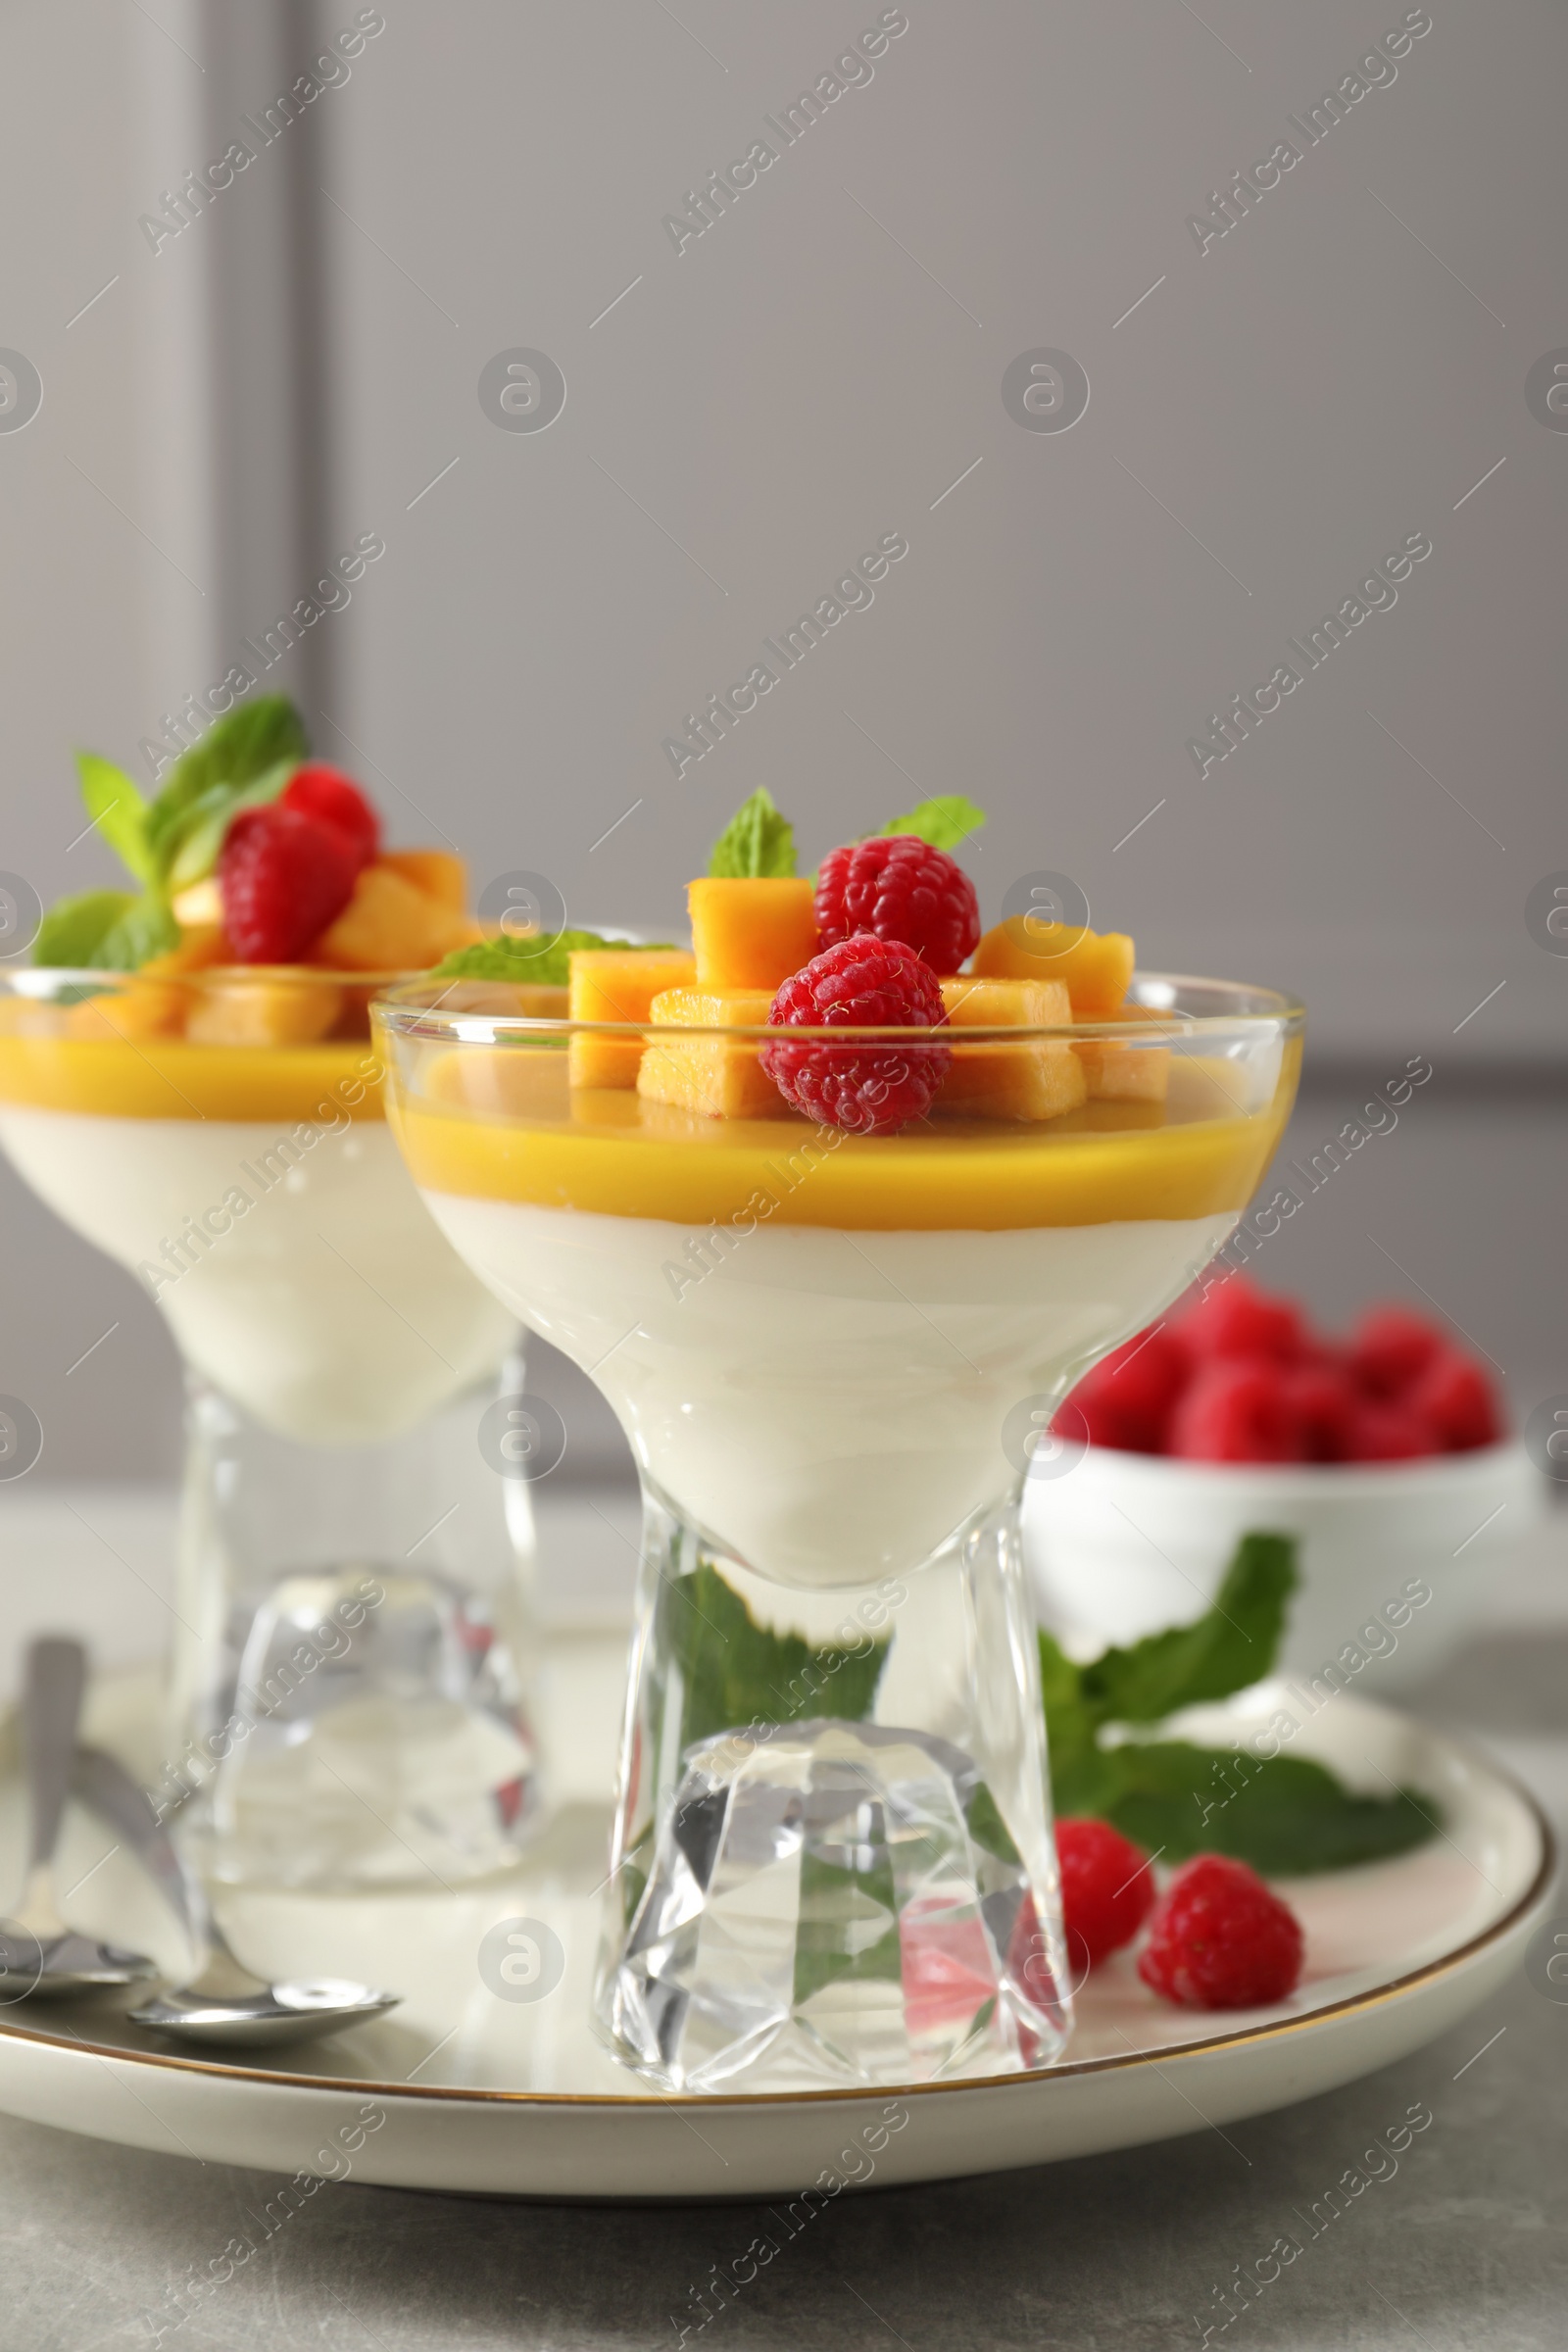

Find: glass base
<box><xmin>596</xmin><ymin>1484</ymin><xmax>1070</xmax><ymax>2091</ymax></box>
<box><xmin>167</xmin><ymin>1356</ymin><xmax>541</xmax><ymax>1891</ymax></box>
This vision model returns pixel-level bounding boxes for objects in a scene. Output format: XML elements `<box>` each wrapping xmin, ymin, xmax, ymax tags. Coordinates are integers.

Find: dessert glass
<box><xmin>0</xmin><ymin>966</ymin><xmax>535</xmax><ymax>1889</ymax></box>
<box><xmin>374</xmin><ymin>973</ymin><xmax>1302</xmax><ymax>2092</ymax></box>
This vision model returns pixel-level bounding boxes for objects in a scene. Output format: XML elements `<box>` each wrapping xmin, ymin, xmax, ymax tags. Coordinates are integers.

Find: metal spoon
<box><xmin>74</xmin><ymin>1745</ymin><xmax>401</xmax><ymax>2048</ymax></box>
<box><xmin>0</xmin><ymin>1639</ymin><xmax>157</xmax><ymax>1999</ymax></box>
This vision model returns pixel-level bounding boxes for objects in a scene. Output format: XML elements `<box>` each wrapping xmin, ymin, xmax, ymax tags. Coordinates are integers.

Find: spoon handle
<box><xmin>72</xmin><ymin>1746</ymin><xmax>204</xmax><ymax>1942</ymax></box>
<box><xmin>23</xmin><ymin>1640</ymin><xmax>86</xmax><ymax>1875</ymax></box>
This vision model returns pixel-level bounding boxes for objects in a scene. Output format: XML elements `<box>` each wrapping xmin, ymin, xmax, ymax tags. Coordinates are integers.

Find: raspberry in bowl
<box><xmin>1023</xmin><ymin>1276</ymin><xmax>1544</xmax><ymax>1692</ymax></box>
<box><xmin>373</xmin><ymin>790</ymin><xmax>1306</xmax><ymax>2093</ymax></box>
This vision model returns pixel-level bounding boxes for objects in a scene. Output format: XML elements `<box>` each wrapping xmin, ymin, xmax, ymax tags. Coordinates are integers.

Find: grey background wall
<box><xmin>1</xmin><ymin>0</ymin><xmax>1563</xmax><ymax>1481</ymax></box>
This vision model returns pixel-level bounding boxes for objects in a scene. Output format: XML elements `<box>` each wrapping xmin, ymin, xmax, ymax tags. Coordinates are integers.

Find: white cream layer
<box><xmin>0</xmin><ymin>1109</ymin><xmax>515</xmax><ymax>1446</ymax></box>
<box><xmin>422</xmin><ymin>1193</ymin><xmax>1235</xmax><ymax>1590</ymax></box>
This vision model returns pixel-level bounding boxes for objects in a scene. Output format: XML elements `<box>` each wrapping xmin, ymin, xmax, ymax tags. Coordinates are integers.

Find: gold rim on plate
<box><xmin>0</xmin><ymin>1754</ymin><xmax>1549</xmax><ymax>2110</ymax></box>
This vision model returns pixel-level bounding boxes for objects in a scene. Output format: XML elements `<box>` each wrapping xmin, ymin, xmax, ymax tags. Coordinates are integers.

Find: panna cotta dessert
<box><xmin>0</xmin><ymin>1098</ymin><xmax>513</xmax><ymax>1447</ymax></box>
<box><xmin>424</xmin><ymin>1175</ymin><xmax>1241</xmax><ymax>1591</ymax></box>
<box><xmin>376</xmin><ymin>790</ymin><xmax>1303</xmax><ymax>2089</ymax></box>
<box><xmin>0</xmin><ymin>702</ymin><xmax>537</xmax><ymax>1886</ymax></box>
<box><xmin>0</xmin><ymin>708</ymin><xmax>515</xmax><ymax>1443</ymax></box>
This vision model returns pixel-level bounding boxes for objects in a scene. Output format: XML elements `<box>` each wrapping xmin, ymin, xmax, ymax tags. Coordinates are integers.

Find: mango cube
<box><xmin>313</xmin><ymin>861</ymin><xmax>479</xmax><ymax>971</ymax></box>
<box><xmin>970</xmin><ymin>916</ymin><xmax>1135</xmax><ymax>1016</ymax></box>
<box><xmin>1074</xmin><ymin>1005</ymin><xmax>1171</xmax><ymax>1103</ymax></box>
<box><xmin>636</xmin><ymin>985</ymin><xmax>792</xmax><ymax>1119</ymax></box>
<box><xmin>69</xmin><ymin>925</ymin><xmax>233</xmax><ymax>1041</ymax></box>
<box><xmin>422</xmin><ymin>1042</ymin><xmax>567</xmax><ymax>1121</ymax></box>
<box><xmin>140</xmin><ymin>925</ymin><xmax>229</xmax><ymax>979</ymax></box>
<box><xmin>689</xmin><ymin>876</ymin><xmax>818</xmax><ymax>990</ymax></box>
<box><xmin>184</xmin><ymin>975</ymin><xmax>344</xmax><ymax>1048</ymax></box>
<box><xmin>171</xmin><ymin>879</ymin><xmax>222</xmax><ymax>928</ymax></box>
<box><xmin>65</xmin><ymin>983</ymin><xmax>186</xmax><ymax>1043</ymax></box>
<box><xmin>933</xmin><ymin>975</ymin><xmax>1086</xmax><ymax>1122</ymax></box>
<box><xmin>379</xmin><ymin>849</ymin><xmax>468</xmax><ymax>910</ymax></box>
<box><xmin>568</xmin><ymin>949</ymin><xmax>697</xmax><ymax>1088</ymax></box>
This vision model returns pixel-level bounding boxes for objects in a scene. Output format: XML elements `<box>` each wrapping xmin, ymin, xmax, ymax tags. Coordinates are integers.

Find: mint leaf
<box><xmin>881</xmin><ymin>796</ymin><xmax>985</xmax><ymax>852</ymax></box>
<box><xmin>1037</xmin><ymin>1627</ymin><xmax>1103</xmax><ymax>1798</ymax></box>
<box><xmin>1090</xmin><ymin>1741</ymin><xmax>1438</xmax><ymax>1876</ymax></box>
<box><xmin>34</xmin><ymin>891</ymin><xmax>138</xmax><ymax>967</ymax></box>
<box><xmin>1078</xmin><ymin>1533</ymin><xmax>1297</xmax><ymax>1728</ymax></box>
<box><xmin>145</xmin><ymin>697</ymin><xmax>308</xmax><ymax>883</ymax></box>
<box><xmin>658</xmin><ymin>1559</ymin><xmax>890</xmax><ymax>1755</ymax></box>
<box><xmin>93</xmin><ymin>893</ymin><xmax>180</xmax><ymax>970</ymax></box>
<box><xmin>1040</xmin><ymin>1532</ymin><xmax>1439</xmax><ymax>1874</ymax></box>
<box><xmin>965</xmin><ymin>1781</ymin><xmax>1022</xmax><ymax>1865</ymax></box>
<box><xmin>434</xmin><ymin>930</ymin><xmax>674</xmax><ymax>988</ymax></box>
<box><xmin>75</xmin><ymin>756</ymin><xmax>153</xmax><ymax>885</ymax></box>
<box><xmin>33</xmin><ymin>889</ymin><xmax>177</xmax><ymax>971</ymax></box>
<box><xmin>163</xmin><ymin>759</ymin><xmax>296</xmax><ymax>893</ymax></box>
<box><xmin>794</xmin><ymin>1846</ymin><xmax>903</xmax><ymax>2008</ymax></box>
<box><xmin>616</xmin><ymin>1556</ymin><xmax>895</xmax><ymax>1972</ymax></box>
<box><xmin>709</xmin><ymin>787</ymin><xmax>797</xmax><ymax>878</ymax></box>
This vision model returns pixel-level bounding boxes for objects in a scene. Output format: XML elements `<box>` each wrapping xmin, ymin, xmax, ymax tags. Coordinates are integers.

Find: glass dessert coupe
<box><xmin>0</xmin><ymin>964</ymin><xmax>534</xmax><ymax>1889</ymax></box>
<box><xmin>373</xmin><ymin>972</ymin><xmax>1303</xmax><ymax>2091</ymax></box>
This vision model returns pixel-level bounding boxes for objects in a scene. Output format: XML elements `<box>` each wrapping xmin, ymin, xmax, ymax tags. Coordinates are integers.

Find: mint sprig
<box><xmin>708</xmin><ymin>787</ymin><xmax>796</xmax><ymax>878</ymax></box>
<box><xmin>35</xmin><ymin>697</ymin><xmax>311</xmax><ymax>971</ymax></box>
<box><xmin>34</xmin><ymin>888</ymin><xmax>179</xmax><ymax>972</ymax></box>
<box><xmin>434</xmin><ymin>929</ymin><xmax>675</xmax><ymax>988</ymax></box>
<box><xmin>144</xmin><ymin>696</ymin><xmax>307</xmax><ymax>889</ymax></box>
<box><xmin>659</xmin><ymin>1559</ymin><xmax>890</xmax><ymax>1754</ymax></box>
<box><xmin>880</xmin><ymin>795</ymin><xmax>986</xmax><ymax>852</ymax></box>
<box><xmin>1043</xmin><ymin>1534</ymin><xmax>1438</xmax><ymax>1873</ymax></box>
<box><xmin>75</xmin><ymin>756</ymin><xmax>155</xmax><ymax>885</ymax></box>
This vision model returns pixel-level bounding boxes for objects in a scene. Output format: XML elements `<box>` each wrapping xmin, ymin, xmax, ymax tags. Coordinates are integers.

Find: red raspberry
<box><xmin>1280</xmin><ymin>1361</ymin><xmax>1357</xmax><ymax>1462</ymax></box>
<box><xmin>1061</xmin><ymin>1386</ymin><xmax>1155</xmax><ymax>1454</ymax></box>
<box><xmin>1348</xmin><ymin>1303</ymin><xmax>1443</xmax><ymax>1398</ymax></box>
<box><xmin>219</xmin><ymin>804</ymin><xmax>360</xmax><ymax>963</ymax></box>
<box><xmin>1167</xmin><ymin>1359</ymin><xmax>1303</xmax><ymax>1463</ymax></box>
<box><xmin>1407</xmin><ymin>1349</ymin><xmax>1500</xmax><ymax>1452</ymax></box>
<box><xmin>814</xmin><ymin>834</ymin><xmax>979</xmax><ymax>973</ymax></box>
<box><xmin>1137</xmin><ymin>1854</ymin><xmax>1303</xmax><ymax>2010</ymax></box>
<box><xmin>1178</xmin><ymin>1275</ymin><xmax>1307</xmax><ymax>1363</ymax></box>
<box><xmin>280</xmin><ymin>764</ymin><xmax>380</xmax><ymax>870</ymax></box>
<box><xmin>1056</xmin><ymin>1818</ymin><xmax>1156</xmax><ymax>1975</ymax></box>
<box><xmin>1343</xmin><ymin>1400</ymin><xmax>1432</xmax><ymax>1461</ymax></box>
<box><xmin>1060</xmin><ymin>1326</ymin><xmax>1189</xmax><ymax>1454</ymax></box>
<box><xmin>762</xmin><ymin>934</ymin><xmax>950</xmax><ymax>1133</ymax></box>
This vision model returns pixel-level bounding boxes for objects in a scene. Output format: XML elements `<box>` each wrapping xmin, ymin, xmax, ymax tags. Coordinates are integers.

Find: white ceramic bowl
<box><xmin>1022</xmin><ymin>1439</ymin><xmax>1544</xmax><ymax>1694</ymax></box>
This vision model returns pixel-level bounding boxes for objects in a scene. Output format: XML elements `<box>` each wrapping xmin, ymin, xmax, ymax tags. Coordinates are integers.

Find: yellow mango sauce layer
<box><xmin>386</xmin><ymin>1041</ymin><xmax>1300</xmax><ymax>1231</ymax></box>
<box><xmin>0</xmin><ymin>1025</ymin><xmax>387</xmax><ymax>1123</ymax></box>
<box><xmin>0</xmin><ymin>983</ymin><xmax>571</xmax><ymax>1124</ymax></box>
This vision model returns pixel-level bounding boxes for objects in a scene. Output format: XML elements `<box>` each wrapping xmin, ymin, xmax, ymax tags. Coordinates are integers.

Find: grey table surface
<box><xmin>0</xmin><ymin>1488</ymin><xmax>1563</xmax><ymax>2352</ymax></box>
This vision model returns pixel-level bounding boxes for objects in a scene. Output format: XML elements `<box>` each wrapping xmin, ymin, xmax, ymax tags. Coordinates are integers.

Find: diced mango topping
<box><xmin>184</xmin><ymin>976</ymin><xmax>344</xmax><ymax>1049</ymax></box>
<box><xmin>933</xmin><ymin>973</ymin><xmax>1086</xmax><ymax>1122</ymax></box>
<box><xmin>689</xmin><ymin>876</ymin><xmax>819</xmax><ymax>990</ymax></box>
<box><xmin>379</xmin><ymin>850</ymin><xmax>468</xmax><ymax>910</ymax></box>
<box><xmin>636</xmin><ymin>983</ymin><xmax>791</xmax><ymax>1119</ymax></box>
<box><xmin>568</xmin><ymin>949</ymin><xmax>697</xmax><ymax>1089</ymax></box>
<box><xmin>421</xmin><ymin>1041</ymin><xmax>572</xmax><ymax>1121</ymax></box>
<box><xmin>1074</xmin><ymin>1005</ymin><xmax>1171</xmax><ymax>1104</ymax></box>
<box><xmin>940</xmin><ymin>975</ymin><xmax>1071</xmax><ymax>1027</ymax></box>
<box><xmin>647</xmin><ymin>986</ymin><xmax>775</xmax><ymax>1024</ymax></box>
<box><xmin>970</xmin><ymin>917</ymin><xmax>1135</xmax><ymax>1016</ymax></box>
<box><xmin>312</xmin><ymin>861</ymin><xmax>480</xmax><ymax>972</ymax></box>
<box><xmin>171</xmin><ymin>879</ymin><xmax>222</xmax><ymax>929</ymax></box>
<box><xmin>64</xmin><ymin>983</ymin><xmax>187</xmax><ymax>1043</ymax></box>
<box><xmin>140</xmin><ymin>925</ymin><xmax>229</xmax><ymax>977</ymax></box>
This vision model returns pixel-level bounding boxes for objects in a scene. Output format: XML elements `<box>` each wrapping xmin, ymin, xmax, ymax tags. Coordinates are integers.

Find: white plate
<box><xmin>0</xmin><ymin>1669</ymin><xmax>1550</xmax><ymax>2201</ymax></box>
